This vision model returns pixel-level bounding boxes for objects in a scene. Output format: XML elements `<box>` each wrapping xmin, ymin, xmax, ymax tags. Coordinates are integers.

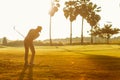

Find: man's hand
<box><xmin>33</xmin><ymin>33</ymin><xmax>39</xmax><ymax>40</ymax></box>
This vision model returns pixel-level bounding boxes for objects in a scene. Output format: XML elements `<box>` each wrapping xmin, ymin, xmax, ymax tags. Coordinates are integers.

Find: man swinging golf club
<box><xmin>24</xmin><ymin>26</ymin><xmax>42</xmax><ymax>66</ymax></box>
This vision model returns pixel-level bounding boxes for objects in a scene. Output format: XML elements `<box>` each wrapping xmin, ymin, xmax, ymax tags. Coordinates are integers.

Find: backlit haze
<box><xmin>0</xmin><ymin>0</ymin><xmax>120</xmax><ymax>40</ymax></box>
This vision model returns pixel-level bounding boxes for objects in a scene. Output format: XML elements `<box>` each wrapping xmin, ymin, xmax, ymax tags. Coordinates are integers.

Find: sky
<box><xmin>0</xmin><ymin>0</ymin><xmax>120</xmax><ymax>40</ymax></box>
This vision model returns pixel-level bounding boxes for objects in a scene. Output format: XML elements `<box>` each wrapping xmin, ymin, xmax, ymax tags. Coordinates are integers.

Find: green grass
<box><xmin>0</xmin><ymin>45</ymin><xmax>120</xmax><ymax>80</ymax></box>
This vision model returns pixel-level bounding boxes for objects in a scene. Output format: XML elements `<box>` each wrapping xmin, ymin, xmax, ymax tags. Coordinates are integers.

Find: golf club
<box><xmin>13</xmin><ymin>26</ymin><xmax>25</xmax><ymax>38</ymax></box>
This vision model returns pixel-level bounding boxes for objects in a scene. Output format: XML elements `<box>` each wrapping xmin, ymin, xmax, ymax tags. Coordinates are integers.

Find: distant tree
<box><xmin>86</xmin><ymin>2</ymin><xmax>101</xmax><ymax>44</ymax></box>
<box><xmin>63</xmin><ymin>1</ymin><xmax>77</xmax><ymax>45</ymax></box>
<box><xmin>63</xmin><ymin>0</ymin><xmax>101</xmax><ymax>45</ymax></box>
<box><xmin>2</xmin><ymin>37</ymin><xmax>7</xmax><ymax>45</ymax></box>
<box><xmin>49</xmin><ymin>0</ymin><xmax>60</xmax><ymax>17</ymax></box>
<box><xmin>91</xmin><ymin>24</ymin><xmax>120</xmax><ymax>44</ymax></box>
<box><xmin>63</xmin><ymin>0</ymin><xmax>90</xmax><ymax>44</ymax></box>
<box><xmin>75</xmin><ymin>0</ymin><xmax>90</xmax><ymax>44</ymax></box>
<box><xmin>49</xmin><ymin>0</ymin><xmax>60</xmax><ymax>45</ymax></box>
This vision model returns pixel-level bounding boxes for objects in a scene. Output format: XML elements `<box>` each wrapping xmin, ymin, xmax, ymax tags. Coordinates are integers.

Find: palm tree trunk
<box><xmin>107</xmin><ymin>38</ymin><xmax>109</xmax><ymax>44</ymax></box>
<box><xmin>70</xmin><ymin>21</ymin><xmax>72</xmax><ymax>45</ymax></box>
<box><xmin>49</xmin><ymin>16</ymin><xmax>52</xmax><ymax>46</ymax></box>
<box><xmin>91</xmin><ymin>26</ymin><xmax>93</xmax><ymax>44</ymax></box>
<box><xmin>81</xmin><ymin>18</ymin><xmax>84</xmax><ymax>45</ymax></box>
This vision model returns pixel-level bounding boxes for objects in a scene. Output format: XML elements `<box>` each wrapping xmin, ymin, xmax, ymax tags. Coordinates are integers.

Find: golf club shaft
<box><xmin>13</xmin><ymin>26</ymin><xmax>25</xmax><ymax>38</ymax></box>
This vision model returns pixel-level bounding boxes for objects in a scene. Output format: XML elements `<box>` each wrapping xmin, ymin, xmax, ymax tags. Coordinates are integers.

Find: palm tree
<box><xmin>86</xmin><ymin>2</ymin><xmax>101</xmax><ymax>44</ymax></box>
<box><xmin>63</xmin><ymin>1</ymin><xmax>77</xmax><ymax>45</ymax></box>
<box><xmin>63</xmin><ymin>0</ymin><xmax>90</xmax><ymax>45</ymax></box>
<box><xmin>67</xmin><ymin>0</ymin><xmax>92</xmax><ymax>45</ymax></box>
<box><xmin>49</xmin><ymin>0</ymin><xmax>60</xmax><ymax>45</ymax></box>
<box><xmin>77</xmin><ymin>0</ymin><xmax>90</xmax><ymax>44</ymax></box>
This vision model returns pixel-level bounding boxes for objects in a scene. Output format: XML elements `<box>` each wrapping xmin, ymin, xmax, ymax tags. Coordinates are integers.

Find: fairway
<box><xmin>0</xmin><ymin>45</ymin><xmax>120</xmax><ymax>80</ymax></box>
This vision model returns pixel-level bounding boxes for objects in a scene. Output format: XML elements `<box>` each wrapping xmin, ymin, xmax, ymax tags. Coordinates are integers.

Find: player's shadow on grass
<box><xmin>18</xmin><ymin>65</ymin><xmax>33</xmax><ymax>80</ymax></box>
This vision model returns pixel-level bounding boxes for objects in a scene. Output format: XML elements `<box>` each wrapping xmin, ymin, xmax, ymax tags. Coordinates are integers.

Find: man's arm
<box><xmin>25</xmin><ymin>29</ymin><xmax>39</xmax><ymax>41</ymax></box>
<box><xmin>33</xmin><ymin>33</ymin><xmax>39</xmax><ymax>40</ymax></box>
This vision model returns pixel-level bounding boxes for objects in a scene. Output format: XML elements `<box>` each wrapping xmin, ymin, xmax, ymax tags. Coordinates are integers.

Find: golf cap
<box><xmin>37</xmin><ymin>26</ymin><xmax>42</xmax><ymax>30</ymax></box>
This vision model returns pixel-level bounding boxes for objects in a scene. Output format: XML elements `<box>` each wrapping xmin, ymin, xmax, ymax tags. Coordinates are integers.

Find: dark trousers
<box><xmin>24</xmin><ymin>40</ymin><xmax>35</xmax><ymax>64</ymax></box>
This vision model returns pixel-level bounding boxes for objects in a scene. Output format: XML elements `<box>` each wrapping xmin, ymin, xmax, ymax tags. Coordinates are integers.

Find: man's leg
<box><xmin>24</xmin><ymin>43</ymin><xmax>29</xmax><ymax>65</ymax></box>
<box><xmin>29</xmin><ymin>43</ymin><xmax>35</xmax><ymax>65</ymax></box>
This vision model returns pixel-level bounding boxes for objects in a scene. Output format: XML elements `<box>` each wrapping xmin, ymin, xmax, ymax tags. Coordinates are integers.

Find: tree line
<box><xmin>1</xmin><ymin>36</ymin><xmax>120</xmax><ymax>47</ymax></box>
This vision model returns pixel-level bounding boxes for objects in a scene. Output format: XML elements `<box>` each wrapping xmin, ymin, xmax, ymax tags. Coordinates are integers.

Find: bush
<box><xmin>7</xmin><ymin>40</ymin><xmax>23</xmax><ymax>47</ymax></box>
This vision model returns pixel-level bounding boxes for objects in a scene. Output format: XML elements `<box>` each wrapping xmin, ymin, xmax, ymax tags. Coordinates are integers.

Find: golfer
<box><xmin>24</xmin><ymin>26</ymin><xmax>42</xmax><ymax>66</ymax></box>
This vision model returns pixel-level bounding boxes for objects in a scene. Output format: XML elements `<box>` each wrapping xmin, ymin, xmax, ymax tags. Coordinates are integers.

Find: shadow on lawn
<box><xmin>84</xmin><ymin>54</ymin><xmax>120</xmax><ymax>79</ymax></box>
<box><xmin>73</xmin><ymin>49</ymin><xmax>120</xmax><ymax>71</ymax></box>
<box><xmin>62</xmin><ymin>48</ymin><xmax>120</xmax><ymax>79</ymax></box>
<box><xmin>18</xmin><ymin>65</ymin><xmax>33</xmax><ymax>80</ymax></box>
